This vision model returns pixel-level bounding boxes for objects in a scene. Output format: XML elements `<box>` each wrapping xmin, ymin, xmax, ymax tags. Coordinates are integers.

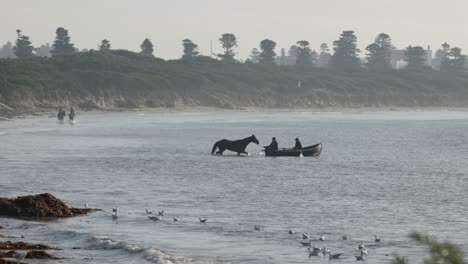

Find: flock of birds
<box><xmin>106</xmin><ymin>205</ymin><xmax>384</xmax><ymax>262</ymax></box>
<box><xmin>109</xmin><ymin>206</ymin><xmax>208</xmax><ymax>223</ymax></box>
<box><xmin>287</xmin><ymin>231</ymin><xmax>380</xmax><ymax>261</ymax></box>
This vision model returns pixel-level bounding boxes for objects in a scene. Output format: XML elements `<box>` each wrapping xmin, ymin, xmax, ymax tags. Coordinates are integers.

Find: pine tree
<box><xmin>295</xmin><ymin>40</ymin><xmax>312</xmax><ymax>67</ymax></box>
<box><xmin>366</xmin><ymin>33</ymin><xmax>392</xmax><ymax>70</ymax></box>
<box><xmin>99</xmin><ymin>39</ymin><xmax>111</xmax><ymax>51</ymax></box>
<box><xmin>331</xmin><ymin>31</ymin><xmax>360</xmax><ymax>69</ymax></box>
<box><xmin>51</xmin><ymin>27</ymin><xmax>75</xmax><ymax>54</ymax></box>
<box><xmin>248</xmin><ymin>48</ymin><xmax>260</xmax><ymax>63</ymax></box>
<box><xmin>405</xmin><ymin>46</ymin><xmax>426</xmax><ymax>69</ymax></box>
<box><xmin>217</xmin><ymin>33</ymin><xmax>237</xmax><ymax>63</ymax></box>
<box><xmin>258</xmin><ymin>39</ymin><xmax>277</xmax><ymax>64</ymax></box>
<box><xmin>140</xmin><ymin>38</ymin><xmax>154</xmax><ymax>56</ymax></box>
<box><xmin>182</xmin><ymin>39</ymin><xmax>199</xmax><ymax>60</ymax></box>
<box><xmin>13</xmin><ymin>30</ymin><xmax>34</xmax><ymax>58</ymax></box>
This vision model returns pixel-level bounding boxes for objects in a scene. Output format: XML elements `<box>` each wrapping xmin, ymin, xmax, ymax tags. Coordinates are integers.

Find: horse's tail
<box><xmin>211</xmin><ymin>141</ymin><xmax>219</xmax><ymax>154</ymax></box>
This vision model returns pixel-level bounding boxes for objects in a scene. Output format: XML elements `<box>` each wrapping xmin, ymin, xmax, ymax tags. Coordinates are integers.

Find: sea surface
<box><xmin>1</xmin><ymin>110</ymin><xmax>467</xmax><ymax>264</ymax></box>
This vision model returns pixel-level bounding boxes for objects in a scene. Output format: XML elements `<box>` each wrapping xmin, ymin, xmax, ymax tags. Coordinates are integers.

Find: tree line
<box><xmin>0</xmin><ymin>27</ymin><xmax>466</xmax><ymax>73</ymax></box>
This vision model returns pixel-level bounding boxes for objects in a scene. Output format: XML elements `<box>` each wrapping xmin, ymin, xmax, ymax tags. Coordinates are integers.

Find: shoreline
<box><xmin>2</xmin><ymin>106</ymin><xmax>468</xmax><ymax>121</ymax></box>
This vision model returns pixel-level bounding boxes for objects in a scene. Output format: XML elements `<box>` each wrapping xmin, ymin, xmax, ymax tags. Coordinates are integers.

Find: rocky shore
<box><xmin>0</xmin><ymin>193</ymin><xmax>98</xmax><ymax>263</ymax></box>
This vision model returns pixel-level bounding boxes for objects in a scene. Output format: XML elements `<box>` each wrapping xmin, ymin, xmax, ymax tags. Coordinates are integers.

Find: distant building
<box><xmin>391</xmin><ymin>46</ymin><xmax>432</xmax><ymax>69</ymax></box>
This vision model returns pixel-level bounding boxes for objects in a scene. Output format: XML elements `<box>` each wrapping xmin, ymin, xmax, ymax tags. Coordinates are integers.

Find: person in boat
<box><xmin>265</xmin><ymin>137</ymin><xmax>278</xmax><ymax>151</ymax></box>
<box><xmin>294</xmin><ymin>138</ymin><xmax>302</xmax><ymax>150</ymax></box>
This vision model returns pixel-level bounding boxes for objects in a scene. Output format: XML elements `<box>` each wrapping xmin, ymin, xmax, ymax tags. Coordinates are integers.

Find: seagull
<box><xmin>328</xmin><ymin>251</ymin><xmax>343</xmax><ymax>260</ymax></box>
<box><xmin>173</xmin><ymin>217</ymin><xmax>180</xmax><ymax>222</ymax></box>
<box><xmin>148</xmin><ymin>215</ymin><xmax>161</xmax><ymax>221</ymax></box>
<box><xmin>308</xmin><ymin>247</ymin><xmax>322</xmax><ymax>257</ymax></box>
<box><xmin>199</xmin><ymin>217</ymin><xmax>207</xmax><ymax>223</ymax></box>
<box><xmin>254</xmin><ymin>225</ymin><xmax>261</xmax><ymax>231</ymax></box>
<box><xmin>356</xmin><ymin>255</ymin><xmax>366</xmax><ymax>261</ymax></box>
<box><xmin>111</xmin><ymin>207</ymin><xmax>119</xmax><ymax>220</ymax></box>
<box><xmin>300</xmin><ymin>240</ymin><xmax>312</xmax><ymax>247</ymax></box>
<box><xmin>145</xmin><ymin>209</ymin><xmax>154</xmax><ymax>215</ymax></box>
<box><xmin>375</xmin><ymin>235</ymin><xmax>381</xmax><ymax>242</ymax></box>
<box><xmin>360</xmin><ymin>248</ymin><xmax>368</xmax><ymax>256</ymax></box>
<box><xmin>322</xmin><ymin>247</ymin><xmax>330</xmax><ymax>256</ymax></box>
<box><xmin>84</xmin><ymin>202</ymin><xmax>88</xmax><ymax>208</ymax></box>
<box><xmin>358</xmin><ymin>242</ymin><xmax>366</xmax><ymax>250</ymax></box>
<box><xmin>342</xmin><ymin>234</ymin><xmax>349</xmax><ymax>240</ymax></box>
<box><xmin>319</xmin><ymin>234</ymin><xmax>326</xmax><ymax>241</ymax></box>
<box><xmin>158</xmin><ymin>210</ymin><xmax>165</xmax><ymax>217</ymax></box>
<box><xmin>312</xmin><ymin>246</ymin><xmax>322</xmax><ymax>252</ymax></box>
<box><xmin>13</xmin><ymin>252</ymin><xmax>27</xmax><ymax>261</ymax></box>
<box><xmin>303</xmin><ymin>232</ymin><xmax>310</xmax><ymax>240</ymax></box>
<box><xmin>289</xmin><ymin>230</ymin><xmax>295</xmax><ymax>235</ymax></box>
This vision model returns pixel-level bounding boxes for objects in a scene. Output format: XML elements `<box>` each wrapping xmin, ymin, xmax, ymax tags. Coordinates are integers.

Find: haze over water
<box><xmin>1</xmin><ymin>111</ymin><xmax>467</xmax><ymax>263</ymax></box>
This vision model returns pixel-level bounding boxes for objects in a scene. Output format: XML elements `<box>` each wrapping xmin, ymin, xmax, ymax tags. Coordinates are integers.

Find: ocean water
<box><xmin>1</xmin><ymin>110</ymin><xmax>467</xmax><ymax>264</ymax></box>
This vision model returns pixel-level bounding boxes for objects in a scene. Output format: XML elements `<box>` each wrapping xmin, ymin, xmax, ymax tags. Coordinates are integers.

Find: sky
<box><xmin>1</xmin><ymin>0</ymin><xmax>467</xmax><ymax>59</ymax></box>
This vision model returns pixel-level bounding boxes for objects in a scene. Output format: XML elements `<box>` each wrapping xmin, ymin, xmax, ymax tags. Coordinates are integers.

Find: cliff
<box><xmin>1</xmin><ymin>50</ymin><xmax>468</xmax><ymax>115</ymax></box>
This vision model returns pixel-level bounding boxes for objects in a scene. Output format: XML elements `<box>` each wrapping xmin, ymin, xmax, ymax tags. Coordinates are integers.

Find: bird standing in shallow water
<box><xmin>289</xmin><ymin>230</ymin><xmax>295</xmax><ymax>235</ymax></box>
<box><xmin>111</xmin><ymin>207</ymin><xmax>119</xmax><ymax>220</ymax></box>
<box><xmin>173</xmin><ymin>217</ymin><xmax>180</xmax><ymax>222</ymax></box>
<box><xmin>342</xmin><ymin>234</ymin><xmax>349</xmax><ymax>240</ymax></box>
<box><xmin>375</xmin><ymin>235</ymin><xmax>381</xmax><ymax>242</ymax></box>
<box><xmin>328</xmin><ymin>251</ymin><xmax>343</xmax><ymax>260</ymax></box>
<box><xmin>303</xmin><ymin>232</ymin><xmax>310</xmax><ymax>239</ymax></box>
<box><xmin>148</xmin><ymin>215</ymin><xmax>161</xmax><ymax>221</ymax></box>
<box><xmin>319</xmin><ymin>234</ymin><xmax>326</xmax><ymax>241</ymax></box>
<box><xmin>14</xmin><ymin>252</ymin><xmax>27</xmax><ymax>261</ymax></box>
<box><xmin>199</xmin><ymin>217</ymin><xmax>207</xmax><ymax>223</ymax></box>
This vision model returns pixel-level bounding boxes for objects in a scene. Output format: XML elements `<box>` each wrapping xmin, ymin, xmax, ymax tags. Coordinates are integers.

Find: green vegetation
<box><xmin>140</xmin><ymin>38</ymin><xmax>154</xmax><ymax>56</ymax></box>
<box><xmin>51</xmin><ymin>27</ymin><xmax>75</xmax><ymax>54</ymax></box>
<box><xmin>13</xmin><ymin>30</ymin><xmax>34</xmax><ymax>58</ymax></box>
<box><xmin>1</xmin><ymin>49</ymin><xmax>468</xmax><ymax>111</ymax></box>
<box><xmin>393</xmin><ymin>232</ymin><xmax>466</xmax><ymax>264</ymax></box>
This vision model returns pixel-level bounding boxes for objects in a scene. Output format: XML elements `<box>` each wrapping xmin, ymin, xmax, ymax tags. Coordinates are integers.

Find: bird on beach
<box><xmin>302</xmin><ymin>232</ymin><xmax>310</xmax><ymax>240</ymax></box>
<box><xmin>158</xmin><ymin>210</ymin><xmax>165</xmax><ymax>217</ymax></box>
<box><xmin>356</xmin><ymin>254</ymin><xmax>366</xmax><ymax>261</ymax></box>
<box><xmin>173</xmin><ymin>217</ymin><xmax>180</xmax><ymax>222</ymax></box>
<box><xmin>319</xmin><ymin>234</ymin><xmax>326</xmax><ymax>241</ymax></box>
<box><xmin>322</xmin><ymin>247</ymin><xmax>330</xmax><ymax>256</ymax></box>
<box><xmin>308</xmin><ymin>247</ymin><xmax>322</xmax><ymax>257</ymax></box>
<box><xmin>375</xmin><ymin>235</ymin><xmax>381</xmax><ymax>242</ymax></box>
<box><xmin>342</xmin><ymin>234</ymin><xmax>349</xmax><ymax>240</ymax></box>
<box><xmin>199</xmin><ymin>217</ymin><xmax>207</xmax><ymax>223</ymax></box>
<box><xmin>289</xmin><ymin>230</ymin><xmax>295</xmax><ymax>235</ymax></box>
<box><xmin>14</xmin><ymin>252</ymin><xmax>27</xmax><ymax>261</ymax></box>
<box><xmin>148</xmin><ymin>215</ymin><xmax>161</xmax><ymax>221</ymax></box>
<box><xmin>84</xmin><ymin>202</ymin><xmax>88</xmax><ymax>208</ymax></box>
<box><xmin>358</xmin><ymin>241</ymin><xmax>366</xmax><ymax>250</ymax></box>
<box><xmin>328</xmin><ymin>251</ymin><xmax>343</xmax><ymax>260</ymax></box>
<box><xmin>254</xmin><ymin>225</ymin><xmax>262</xmax><ymax>231</ymax></box>
<box><xmin>111</xmin><ymin>207</ymin><xmax>119</xmax><ymax>220</ymax></box>
<box><xmin>145</xmin><ymin>209</ymin><xmax>154</xmax><ymax>215</ymax></box>
<box><xmin>300</xmin><ymin>240</ymin><xmax>312</xmax><ymax>247</ymax></box>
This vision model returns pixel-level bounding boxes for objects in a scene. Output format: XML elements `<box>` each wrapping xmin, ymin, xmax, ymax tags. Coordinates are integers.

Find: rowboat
<box><xmin>264</xmin><ymin>143</ymin><xmax>322</xmax><ymax>157</ymax></box>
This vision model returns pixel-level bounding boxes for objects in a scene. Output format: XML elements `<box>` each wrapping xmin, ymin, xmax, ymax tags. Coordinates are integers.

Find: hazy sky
<box><xmin>1</xmin><ymin>0</ymin><xmax>467</xmax><ymax>59</ymax></box>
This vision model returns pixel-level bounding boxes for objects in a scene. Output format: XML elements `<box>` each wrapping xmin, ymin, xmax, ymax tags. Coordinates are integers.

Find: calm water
<box><xmin>1</xmin><ymin>111</ymin><xmax>467</xmax><ymax>264</ymax></box>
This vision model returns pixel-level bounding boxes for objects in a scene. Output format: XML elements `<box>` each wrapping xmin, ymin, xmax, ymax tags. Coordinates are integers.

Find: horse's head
<box><xmin>251</xmin><ymin>134</ymin><xmax>260</xmax><ymax>145</ymax></box>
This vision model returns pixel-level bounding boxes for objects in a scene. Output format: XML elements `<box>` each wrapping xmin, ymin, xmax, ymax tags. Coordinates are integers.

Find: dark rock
<box><xmin>26</xmin><ymin>250</ymin><xmax>62</xmax><ymax>259</ymax></box>
<box><xmin>0</xmin><ymin>241</ymin><xmax>58</xmax><ymax>250</ymax></box>
<box><xmin>0</xmin><ymin>193</ymin><xmax>98</xmax><ymax>218</ymax></box>
<box><xmin>0</xmin><ymin>249</ymin><xmax>61</xmax><ymax>260</ymax></box>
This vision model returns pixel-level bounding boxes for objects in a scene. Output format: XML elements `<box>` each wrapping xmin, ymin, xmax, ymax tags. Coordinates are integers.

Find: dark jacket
<box><xmin>265</xmin><ymin>140</ymin><xmax>278</xmax><ymax>151</ymax></box>
<box><xmin>294</xmin><ymin>140</ymin><xmax>302</xmax><ymax>150</ymax></box>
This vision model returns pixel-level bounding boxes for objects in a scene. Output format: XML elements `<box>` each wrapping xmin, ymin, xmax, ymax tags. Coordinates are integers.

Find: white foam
<box><xmin>88</xmin><ymin>235</ymin><xmax>193</xmax><ymax>264</ymax></box>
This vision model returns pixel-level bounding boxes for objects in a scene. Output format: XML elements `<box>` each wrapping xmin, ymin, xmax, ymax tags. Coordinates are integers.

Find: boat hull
<box><xmin>264</xmin><ymin>143</ymin><xmax>322</xmax><ymax>157</ymax></box>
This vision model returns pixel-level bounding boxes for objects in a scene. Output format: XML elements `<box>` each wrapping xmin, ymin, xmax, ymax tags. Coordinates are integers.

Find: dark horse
<box><xmin>211</xmin><ymin>134</ymin><xmax>260</xmax><ymax>156</ymax></box>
